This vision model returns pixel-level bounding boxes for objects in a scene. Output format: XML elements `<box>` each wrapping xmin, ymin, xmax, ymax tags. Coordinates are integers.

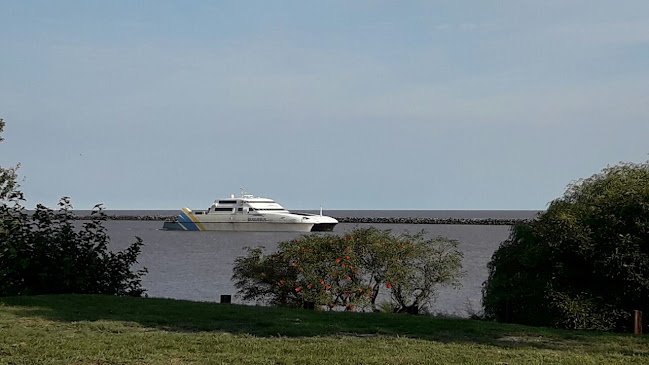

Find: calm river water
<box><xmin>102</xmin><ymin>210</ymin><xmax>538</xmax><ymax>316</ymax></box>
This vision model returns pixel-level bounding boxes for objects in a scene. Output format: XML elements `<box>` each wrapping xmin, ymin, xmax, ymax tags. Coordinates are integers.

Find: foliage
<box><xmin>230</xmin><ymin>246</ymin><xmax>301</xmax><ymax>307</ymax></box>
<box><xmin>0</xmin><ymin>119</ymin><xmax>147</xmax><ymax>297</ymax></box>
<box><xmin>483</xmin><ymin>160</ymin><xmax>649</xmax><ymax>331</ymax></box>
<box><xmin>232</xmin><ymin>227</ymin><xmax>464</xmax><ymax>312</ymax></box>
<box><xmin>0</xmin><ymin>198</ymin><xmax>148</xmax><ymax>296</ymax></box>
<box><xmin>0</xmin><ymin>119</ymin><xmax>21</xmax><ymax>201</ymax></box>
<box><xmin>0</xmin><ymin>162</ymin><xmax>19</xmax><ymax>202</ymax></box>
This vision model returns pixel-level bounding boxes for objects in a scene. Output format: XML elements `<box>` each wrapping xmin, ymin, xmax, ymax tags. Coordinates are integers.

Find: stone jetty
<box><xmin>74</xmin><ymin>215</ymin><xmax>530</xmax><ymax>225</ymax></box>
<box><xmin>74</xmin><ymin>215</ymin><xmax>172</xmax><ymax>221</ymax></box>
<box><xmin>334</xmin><ymin>217</ymin><xmax>530</xmax><ymax>225</ymax></box>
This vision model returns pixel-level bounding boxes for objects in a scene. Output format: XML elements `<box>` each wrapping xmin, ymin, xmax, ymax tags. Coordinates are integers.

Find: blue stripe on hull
<box><xmin>178</xmin><ymin>212</ymin><xmax>200</xmax><ymax>231</ymax></box>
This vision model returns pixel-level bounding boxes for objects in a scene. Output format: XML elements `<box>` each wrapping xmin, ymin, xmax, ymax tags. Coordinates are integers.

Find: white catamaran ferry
<box><xmin>162</xmin><ymin>191</ymin><xmax>338</xmax><ymax>232</ymax></box>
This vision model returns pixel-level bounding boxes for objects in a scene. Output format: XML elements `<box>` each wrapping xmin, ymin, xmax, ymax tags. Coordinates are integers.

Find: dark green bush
<box><xmin>483</xmin><ymin>161</ymin><xmax>649</xmax><ymax>331</ymax></box>
<box><xmin>0</xmin><ymin>197</ymin><xmax>147</xmax><ymax>297</ymax></box>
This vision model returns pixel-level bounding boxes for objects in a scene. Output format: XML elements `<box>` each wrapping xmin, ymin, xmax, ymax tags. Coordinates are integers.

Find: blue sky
<box><xmin>1</xmin><ymin>1</ymin><xmax>648</xmax><ymax>210</ymax></box>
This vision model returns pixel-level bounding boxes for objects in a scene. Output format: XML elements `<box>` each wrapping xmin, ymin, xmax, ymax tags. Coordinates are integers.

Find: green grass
<box><xmin>0</xmin><ymin>295</ymin><xmax>647</xmax><ymax>364</ymax></box>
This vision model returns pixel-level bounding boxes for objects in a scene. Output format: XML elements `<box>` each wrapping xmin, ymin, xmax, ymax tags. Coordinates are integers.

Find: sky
<box><xmin>1</xmin><ymin>1</ymin><xmax>648</xmax><ymax>210</ymax></box>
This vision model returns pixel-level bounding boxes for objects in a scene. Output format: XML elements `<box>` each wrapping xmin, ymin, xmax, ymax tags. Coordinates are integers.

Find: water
<box><xmin>101</xmin><ymin>211</ymin><xmax>533</xmax><ymax>316</ymax></box>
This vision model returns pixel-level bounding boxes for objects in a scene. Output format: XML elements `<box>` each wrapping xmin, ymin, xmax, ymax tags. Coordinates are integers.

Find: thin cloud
<box><xmin>547</xmin><ymin>22</ymin><xmax>649</xmax><ymax>45</ymax></box>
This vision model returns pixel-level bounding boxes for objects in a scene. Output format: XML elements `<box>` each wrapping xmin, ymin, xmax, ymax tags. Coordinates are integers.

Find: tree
<box><xmin>0</xmin><ymin>119</ymin><xmax>21</xmax><ymax>201</ymax></box>
<box><xmin>231</xmin><ymin>246</ymin><xmax>302</xmax><ymax>307</ymax></box>
<box><xmin>232</xmin><ymin>227</ymin><xmax>464</xmax><ymax>312</ymax></box>
<box><xmin>482</xmin><ymin>160</ymin><xmax>649</xmax><ymax>330</ymax></box>
<box><xmin>0</xmin><ymin>119</ymin><xmax>147</xmax><ymax>297</ymax></box>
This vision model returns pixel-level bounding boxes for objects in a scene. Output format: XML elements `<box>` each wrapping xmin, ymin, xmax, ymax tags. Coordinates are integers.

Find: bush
<box><xmin>0</xmin><ymin>197</ymin><xmax>147</xmax><ymax>296</ymax></box>
<box><xmin>482</xmin><ymin>160</ymin><xmax>649</xmax><ymax>331</ymax></box>
<box><xmin>232</xmin><ymin>227</ymin><xmax>463</xmax><ymax>312</ymax></box>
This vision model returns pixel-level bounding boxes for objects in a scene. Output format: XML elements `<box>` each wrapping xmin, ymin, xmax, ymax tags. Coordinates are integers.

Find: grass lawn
<box><xmin>0</xmin><ymin>295</ymin><xmax>647</xmax><ymax>364</ymax></box>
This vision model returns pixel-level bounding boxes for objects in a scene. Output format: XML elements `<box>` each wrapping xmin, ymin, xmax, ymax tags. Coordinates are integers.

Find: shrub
<box><xmin>0</xmin><ymin>197</ymin><xmax>147</xmax><ymax>296</ymax></box>
<box><xmin>232</xmin><ymin>227</ymin><xmax>463</xmax><ymax>312</ymax></box>
<box><xmin>482</xmin><ymin>160</ymin><xmax>649</xmax><ymax>331</ymax></box>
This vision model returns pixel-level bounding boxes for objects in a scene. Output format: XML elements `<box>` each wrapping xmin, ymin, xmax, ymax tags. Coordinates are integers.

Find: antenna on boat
<box><xmin>240</xmin><ymin>187</ymin><xmax>245</xmax><ymax>197</ymax></box>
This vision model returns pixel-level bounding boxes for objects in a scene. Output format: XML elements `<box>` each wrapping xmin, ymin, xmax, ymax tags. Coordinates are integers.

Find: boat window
<box><xmin>213</xmin><ymin>207</ymin><xmax>234</xmax><ymax>212</ymax></box>
<box><xmin>237</xmin><ymin>208</ymin><xmax>243</xmax><ymax>212</ymax></box>
<box><xmin>218</xmin><ymin>200</ymin><xmax>237</xmax><ymax>204</ymax></box>
<box><xmin>254</xmin><ymin>208</ymin><xmax>286</xmax><ymax>211</ymax></box>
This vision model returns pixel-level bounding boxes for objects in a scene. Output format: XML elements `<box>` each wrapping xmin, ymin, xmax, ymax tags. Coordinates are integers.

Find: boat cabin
<box><xmin>192</xmin><ymin>195</ymin><xmax>289</xmax><ymax>215</ymax></box>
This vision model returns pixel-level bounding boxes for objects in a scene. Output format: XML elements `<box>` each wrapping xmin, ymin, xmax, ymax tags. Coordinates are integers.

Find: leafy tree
<box><xmin>483</xmin><ymin>160</ymin><xmax>649</xmax><ymax>331</ymax></box>
<box><xmin>231</xmin><ymin>246</ymin><xmax>301</xmax><ymax>307</ymax></box>
<box><xmin>232</xmin><ymin>227</ymin><xmax>463</xmax><ymax>312</ymax></box>
<box><xmin>232</xmin><ymin>233</ymin><xmax>370</xmax><ymax>310</ymax></box>
<box><xmin>0</xmin><ymin>119</ymin><xmax>147</xmax><ymax>297</ymax></box>
<box><xmin>0</xmin><ymin>119</ymin><xmax>21</xmax><ymax>201</ymax></box>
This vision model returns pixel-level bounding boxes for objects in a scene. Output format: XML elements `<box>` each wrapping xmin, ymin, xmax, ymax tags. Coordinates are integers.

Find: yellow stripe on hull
<box><xmin>181</xmin><ymin>208</ymin><xmax>207</xmax><ymax>231</ymax></box>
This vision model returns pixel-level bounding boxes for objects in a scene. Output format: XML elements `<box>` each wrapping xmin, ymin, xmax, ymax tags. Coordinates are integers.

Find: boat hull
<box><xmin>311</xmin><ymin>223</ymin><xmax>337</xmax><ymax>232</ymax></box>
<box><xmin>162</xmin><ymin>221</ymin><xmax>330</xmax><ymax>232</ymax></box>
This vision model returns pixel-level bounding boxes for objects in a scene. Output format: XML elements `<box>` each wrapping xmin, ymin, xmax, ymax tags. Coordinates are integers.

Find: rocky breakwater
<box><xmin>75</xmin><ymin>215</ymin><xmax>530</xmax><ymax>225</ymax></box>
<box><xmin>75</xmin><ymin>214</ymin><xmax>176</xmax><ymax>221</ymax></box>
<box><xmin>336</xmin><ymin>217</ymin><xmax>530</xmax><ymax>225</ymax></box>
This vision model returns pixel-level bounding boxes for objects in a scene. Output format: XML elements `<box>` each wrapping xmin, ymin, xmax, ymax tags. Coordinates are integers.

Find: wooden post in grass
<box><xmin>220</xmin><ymin>295</ymin><xmax>232</xmax><ymax>304</ymax></box>
<box><xmin>407</xmin><ymin>305</ymin><xmax>419</xmax><ymax>315</ymax></box>
<box><xmin>504</xmin><ymin>299</ymin><xmax>511</xmax><ymax>323</ymax></box>
<box><xmin>633</xmin><ymin>310</ymin><xmax>642</xmax><ymax>335</ymax></box>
